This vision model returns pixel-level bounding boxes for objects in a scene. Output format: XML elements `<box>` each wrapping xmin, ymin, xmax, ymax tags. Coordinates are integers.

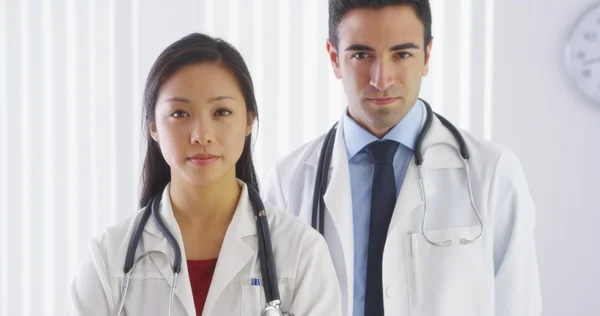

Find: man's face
<box><xmin>327</xmin><ymin>4</ymin><xmax>432</xmax><ymax>137</ymax></box>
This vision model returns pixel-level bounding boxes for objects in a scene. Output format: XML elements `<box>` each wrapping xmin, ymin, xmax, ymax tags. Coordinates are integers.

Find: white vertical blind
<box><xmin>0</xmin><ymin>0</ymin><xmax>496</xmax><ymax>314</ymax></box>
<box><xmin>41</xmin><ymin>0</ymin><xmax>55</xmax><ymax>314</ymax></box>
<box><xmin>484</xmin><ymin>0</ymin><xmax>496</xmax><ymax>139</ymax></box>
<box><xmin>19</xmin><ymin>0</ymin><xmax>32</xmax><ymax>314</ymax></box>
<box><xmin>0</xmin><ymin>0</ymin><xmax>7</xmax><ymax>313</ymax></box>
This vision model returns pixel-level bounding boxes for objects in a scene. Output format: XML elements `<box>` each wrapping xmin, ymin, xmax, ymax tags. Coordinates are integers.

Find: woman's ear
<box><xmin>150</xmin><ymin>121</ymin><xmax>159</xmax><ymax>142</ymax></box>
<box><xmin>246</xmin><ymin>112</ymin><xmax>256</xmax><ymax>136</ymax></box>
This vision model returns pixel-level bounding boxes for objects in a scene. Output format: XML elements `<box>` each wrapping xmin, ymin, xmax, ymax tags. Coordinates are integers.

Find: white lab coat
<box><xmin>262</xmin><ymin>109</ymin><xmax>543</xmax><ymax>316</ymax></box>
<box><xmin>69</xmin><ymin>181</ymin><xmax>342</xmax><ymax>316</ymax></box>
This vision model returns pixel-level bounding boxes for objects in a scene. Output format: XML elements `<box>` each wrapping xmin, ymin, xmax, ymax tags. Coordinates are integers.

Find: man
<box><xmin>263</xmin><ymin>1</ymin><xmax>542</xmax><ymax>315</ymax></box>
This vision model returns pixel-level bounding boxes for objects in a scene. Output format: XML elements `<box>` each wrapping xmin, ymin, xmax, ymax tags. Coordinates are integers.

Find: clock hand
<box><xmin>584</xmin><ymin>57</ymin><xmax>600</xmax><ymax>65</ymax></box>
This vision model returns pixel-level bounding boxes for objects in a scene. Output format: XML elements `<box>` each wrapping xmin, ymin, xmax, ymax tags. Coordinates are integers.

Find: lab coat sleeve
<box><xmin>289</xmin><ymin>231</ymin><xmax>342</xmax><ymax>315</ymax></box>
<box><xmin>489</xmin><ymin>147</ymin><xmax>543</xmax><ymax>315</ymax></box>
<box><xmin>261</xmin><ymin>165</ymin><xmax>288</xmax><ymax>211</ymax></box>
<box><xmin>69</xmin><ymin>235</ymin><xmax>115</xmax><ymax>315</ymax></box>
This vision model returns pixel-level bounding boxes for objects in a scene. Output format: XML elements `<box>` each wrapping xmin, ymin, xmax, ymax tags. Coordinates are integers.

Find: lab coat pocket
<box><xmin>240</xmin><ymin>278</ymin><xmax>295</xmax><ymax>315</ymax></box>
<box><xmin>241</xmin><ymin>282</ymin><xmax>266</xmax><ymax>316</ymax></box>
<box><xmin>405</xmin><ymin>226</ymin><xmax>487</xmax><ymax>316</ymax></box>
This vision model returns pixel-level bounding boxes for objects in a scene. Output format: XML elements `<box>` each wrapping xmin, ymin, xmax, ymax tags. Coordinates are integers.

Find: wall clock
<box><xmin>565</xmin><ymin>3</ymin><xmax>600</xmax><ymax>104</ymax></box>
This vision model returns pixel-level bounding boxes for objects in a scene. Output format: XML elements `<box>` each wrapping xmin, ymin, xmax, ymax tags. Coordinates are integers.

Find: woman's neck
<box><xmin>169</xmin><ymin>172</ymin><xmax>241</xmax><ymax>226</ymax></box>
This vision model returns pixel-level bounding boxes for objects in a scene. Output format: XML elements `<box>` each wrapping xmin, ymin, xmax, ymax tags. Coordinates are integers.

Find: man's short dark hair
<box><xmin>328</xmin><ymin>0</ymin><xmax>432</xmax><ymax>50</ymax></box>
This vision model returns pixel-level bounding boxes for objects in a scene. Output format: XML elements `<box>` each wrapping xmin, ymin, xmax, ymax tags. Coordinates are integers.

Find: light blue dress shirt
<box><xmin>342</xmin><ymin>100</ymin><xmax>424</xmax><ymax>316</ymax></box>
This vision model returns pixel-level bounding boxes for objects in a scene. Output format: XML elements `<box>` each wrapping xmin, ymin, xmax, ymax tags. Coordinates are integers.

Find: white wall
<box><xmin>492</xmin><ymin>1</ymin><xmax>600</xmax><ymax>315</ymax></box>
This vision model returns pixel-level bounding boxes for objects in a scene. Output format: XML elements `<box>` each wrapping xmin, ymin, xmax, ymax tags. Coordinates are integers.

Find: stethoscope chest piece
<box><xmin>261</xmin><ymin>300</ymin><xmax>294</xmax><ymax>316</ymax></box>
<box><xmin>262</xmin><ymin>306</ymin><xmax>293</xmax><ymax>316</ymax></box>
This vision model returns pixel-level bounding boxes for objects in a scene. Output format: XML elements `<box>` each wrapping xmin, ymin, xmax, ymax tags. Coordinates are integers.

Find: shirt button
<box><xmin>385</xmin><ymin>285</ymin><xmax>398</xmax><ymax>298</ymax></box>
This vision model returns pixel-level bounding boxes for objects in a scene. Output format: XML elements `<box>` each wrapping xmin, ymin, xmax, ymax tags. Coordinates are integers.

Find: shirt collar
<box><xmin>342</xmin><ymin>98</ymin><xmax>424</xmax><ymax>159</ymax></box>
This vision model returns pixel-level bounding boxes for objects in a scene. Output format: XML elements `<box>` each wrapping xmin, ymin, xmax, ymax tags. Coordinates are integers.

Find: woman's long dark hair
<box><xmin>139</xmin><ymin>33</ymin><xmax>260</xmax><ymax>208</ymax></box>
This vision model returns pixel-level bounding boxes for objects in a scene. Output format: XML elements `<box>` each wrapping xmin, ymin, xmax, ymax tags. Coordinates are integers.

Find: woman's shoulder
<box><xmin>96</xmin><ymin>208</ymin><xmax>146</xmax><ymax>242</ymax></box>
<box><xmin>263</xmin><ymin>203</ymin><xmax>327</xmax><ymax>258</ymax></box>
<box><xmin>84</xmin><ymin>207</ymin><xmax>148</xmax><ymax>266</ymax></box>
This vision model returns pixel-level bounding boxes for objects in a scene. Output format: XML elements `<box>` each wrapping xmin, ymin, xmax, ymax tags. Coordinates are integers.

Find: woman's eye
<box><xmin>215</xmin><ymin>108</ymin><xmax>232</xmax><ymax>117</ymax></box>
<box><xmin>170</xmin><ymin>110</ymin><xmax>189</xmax><ymax>118</ymax></box>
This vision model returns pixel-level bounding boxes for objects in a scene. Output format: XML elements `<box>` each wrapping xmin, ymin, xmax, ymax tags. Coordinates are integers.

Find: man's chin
<box><xmin>368</xmin><ymin>107</ymin><xmax>406</xmax><ymax>126</ymax></box>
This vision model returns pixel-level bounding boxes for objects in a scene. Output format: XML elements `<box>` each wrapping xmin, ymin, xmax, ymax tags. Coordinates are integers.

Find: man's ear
<box><xmin>423</xmin><ymin>37</ymin><xmax>434</xmax><ymax>77</ymax></box>
<box><xmin>326</xmin><ymin>39</ymin><xmax>342</xmax><ymax>79</ymax></box>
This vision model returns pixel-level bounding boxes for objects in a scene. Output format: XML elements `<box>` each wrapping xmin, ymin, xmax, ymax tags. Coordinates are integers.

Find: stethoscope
<box><xmin>116</xmin><ymin>184</ymin><xmax>293</xmax><ymax>316</ymax></box>
<box><xmin>312</xmin><ymin>98</ymin><xmax>484</xmax><ymax>247</ymax></box>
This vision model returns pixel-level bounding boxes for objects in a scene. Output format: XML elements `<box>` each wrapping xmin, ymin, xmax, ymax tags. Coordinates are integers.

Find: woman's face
<box><xmin>151</xmin><ymin>62</ymin><xmax>254</xmax><ymax>187</ymax></box>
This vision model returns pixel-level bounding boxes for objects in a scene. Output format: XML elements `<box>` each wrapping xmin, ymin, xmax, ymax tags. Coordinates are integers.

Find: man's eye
<box><xmin>352</xmin><ymin>52</ymin><xmax>370</xmax><ymax>59</ymax></box>
<box><xmin>396</xmin><ymin>52</ymin><xmax>412</xmax><ymax>59</ymax></box>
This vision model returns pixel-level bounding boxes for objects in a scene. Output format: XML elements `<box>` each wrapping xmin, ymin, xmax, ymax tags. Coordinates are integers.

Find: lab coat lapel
<box><xmin>387</xmin><ymin>155</ymin><xmax>436</xmax><ymax>234</ymax></box>
<box><xmin>318</xmin><ymin>118</ymin><xmax>355</xmax><ymax>315</ymax></box>
<box><xmin>143</xmin><ymin>185</ymin><xmax>196</xmax><ymax>316</ymax></box>
<box><xmin>202</xmin><ymin>183</ymin><xmax>256</xmax><ymax>316</ymax></box>
<box><xmin>142</xmin><ymin>182</ymin><xmax>257</xmax><ymax>316</ymax></box>
<box><xmin>388</xmin><ymin>111</ymin><xmax>463</xmax><ymax>233</ymax></box>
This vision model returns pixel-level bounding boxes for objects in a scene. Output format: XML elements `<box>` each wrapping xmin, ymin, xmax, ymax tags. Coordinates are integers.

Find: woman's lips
<box><xmin>188</xmin><ymin>154</ymin><xmax>219</xmax><ymax>166</ymax></box>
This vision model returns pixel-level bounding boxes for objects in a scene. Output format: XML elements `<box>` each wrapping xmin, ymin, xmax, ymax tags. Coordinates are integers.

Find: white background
<box><xmin>1</xmin><ymin>0</ymin><xmax>599</xmax><ymax>315</ymax></box>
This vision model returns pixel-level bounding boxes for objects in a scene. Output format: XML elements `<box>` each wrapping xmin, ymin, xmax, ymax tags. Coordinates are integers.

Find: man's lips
<box><xmin>367</xmin><ymin>97</ymin><xmax>398</xmax><ymax>105</ymax></box>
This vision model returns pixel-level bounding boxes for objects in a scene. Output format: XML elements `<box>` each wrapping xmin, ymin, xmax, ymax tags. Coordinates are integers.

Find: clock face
<box><xmin>565</xmin><ymin>3</ymin><xmax>600</xmax><ymax>104</ymax></box>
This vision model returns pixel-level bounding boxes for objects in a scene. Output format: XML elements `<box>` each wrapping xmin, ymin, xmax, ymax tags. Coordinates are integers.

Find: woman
<box><xmin>69</xmin><ymin>33</ymin><xmax>341</xmax><ymax>316</ymax></box>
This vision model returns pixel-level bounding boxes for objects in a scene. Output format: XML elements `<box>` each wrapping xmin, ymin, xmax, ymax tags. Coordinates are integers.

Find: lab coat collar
<box><xmin>305</xmin><ymin>100</ymin><xmax>464</xmax><ymax>170</ymax></box>
<box><xmin>418</xmin><ymin>101</ymin><xmax>465</xmax><ymax>169</ymax></box>
<box><xmin>143</xmin><ymin>179</ymin><xmax>257</xmax><ymax>316</ymax></box>
<box><xmin>143</xmin><ymin>179</ymin><xmax>257</xmax><ymax>238</ymax></box>
<box><xmin>342</xmin><ymin>98</ymin><xmax>423</xmax><ymax>159</ymax></box>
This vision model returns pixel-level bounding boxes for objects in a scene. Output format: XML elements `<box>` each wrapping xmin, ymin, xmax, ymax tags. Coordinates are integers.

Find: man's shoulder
<box><xmin>460</xmin><ymin>129</ymin><xmax>504</xmax><ymax>158</ymax></box>
<box><xmin>457</xmin><ymin>128</ymin><xmax>526</xmax><ymax>180</ymax></box>
<box><xmin>273</xmin><ymin>131</ymin><xmax>329</xmax><ymax>174</ymax></box>
<box><xmin>261</xmin><ymin>131</ymin><xmax>332</xmax><ymax>216</ymax></box>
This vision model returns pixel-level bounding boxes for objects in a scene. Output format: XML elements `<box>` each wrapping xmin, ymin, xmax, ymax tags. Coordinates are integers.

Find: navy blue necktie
<box><xmin>364</xmin><ymin>140</ymin><xmax>399</xmax><ymax>316</ymax></box>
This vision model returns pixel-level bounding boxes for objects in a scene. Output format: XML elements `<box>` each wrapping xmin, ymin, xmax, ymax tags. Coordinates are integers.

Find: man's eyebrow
<box><xmin>345</xmin><ymin>44</ymin><xmax>375</xmax><ymax>51</ymax></box>
<box><xmin>344</xmin><ymin>42</ymin><xmax>421</xmax><ymax>52</ymax></box>
<box><xmin>389</xmin><ymin>42</ymin><xmax>421</xmax><ymax>51</ymax></box>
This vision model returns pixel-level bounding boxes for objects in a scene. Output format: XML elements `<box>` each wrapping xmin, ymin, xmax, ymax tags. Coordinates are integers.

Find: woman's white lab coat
<box><xmin>69</xmin><ymin>181</ymin><xmax>342</xmax><ymax>315</ymax></box>
<box><xmin>262</xmin><ymin>109</ymin><xmax>543</xmax><ymax>316</ymax></box>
